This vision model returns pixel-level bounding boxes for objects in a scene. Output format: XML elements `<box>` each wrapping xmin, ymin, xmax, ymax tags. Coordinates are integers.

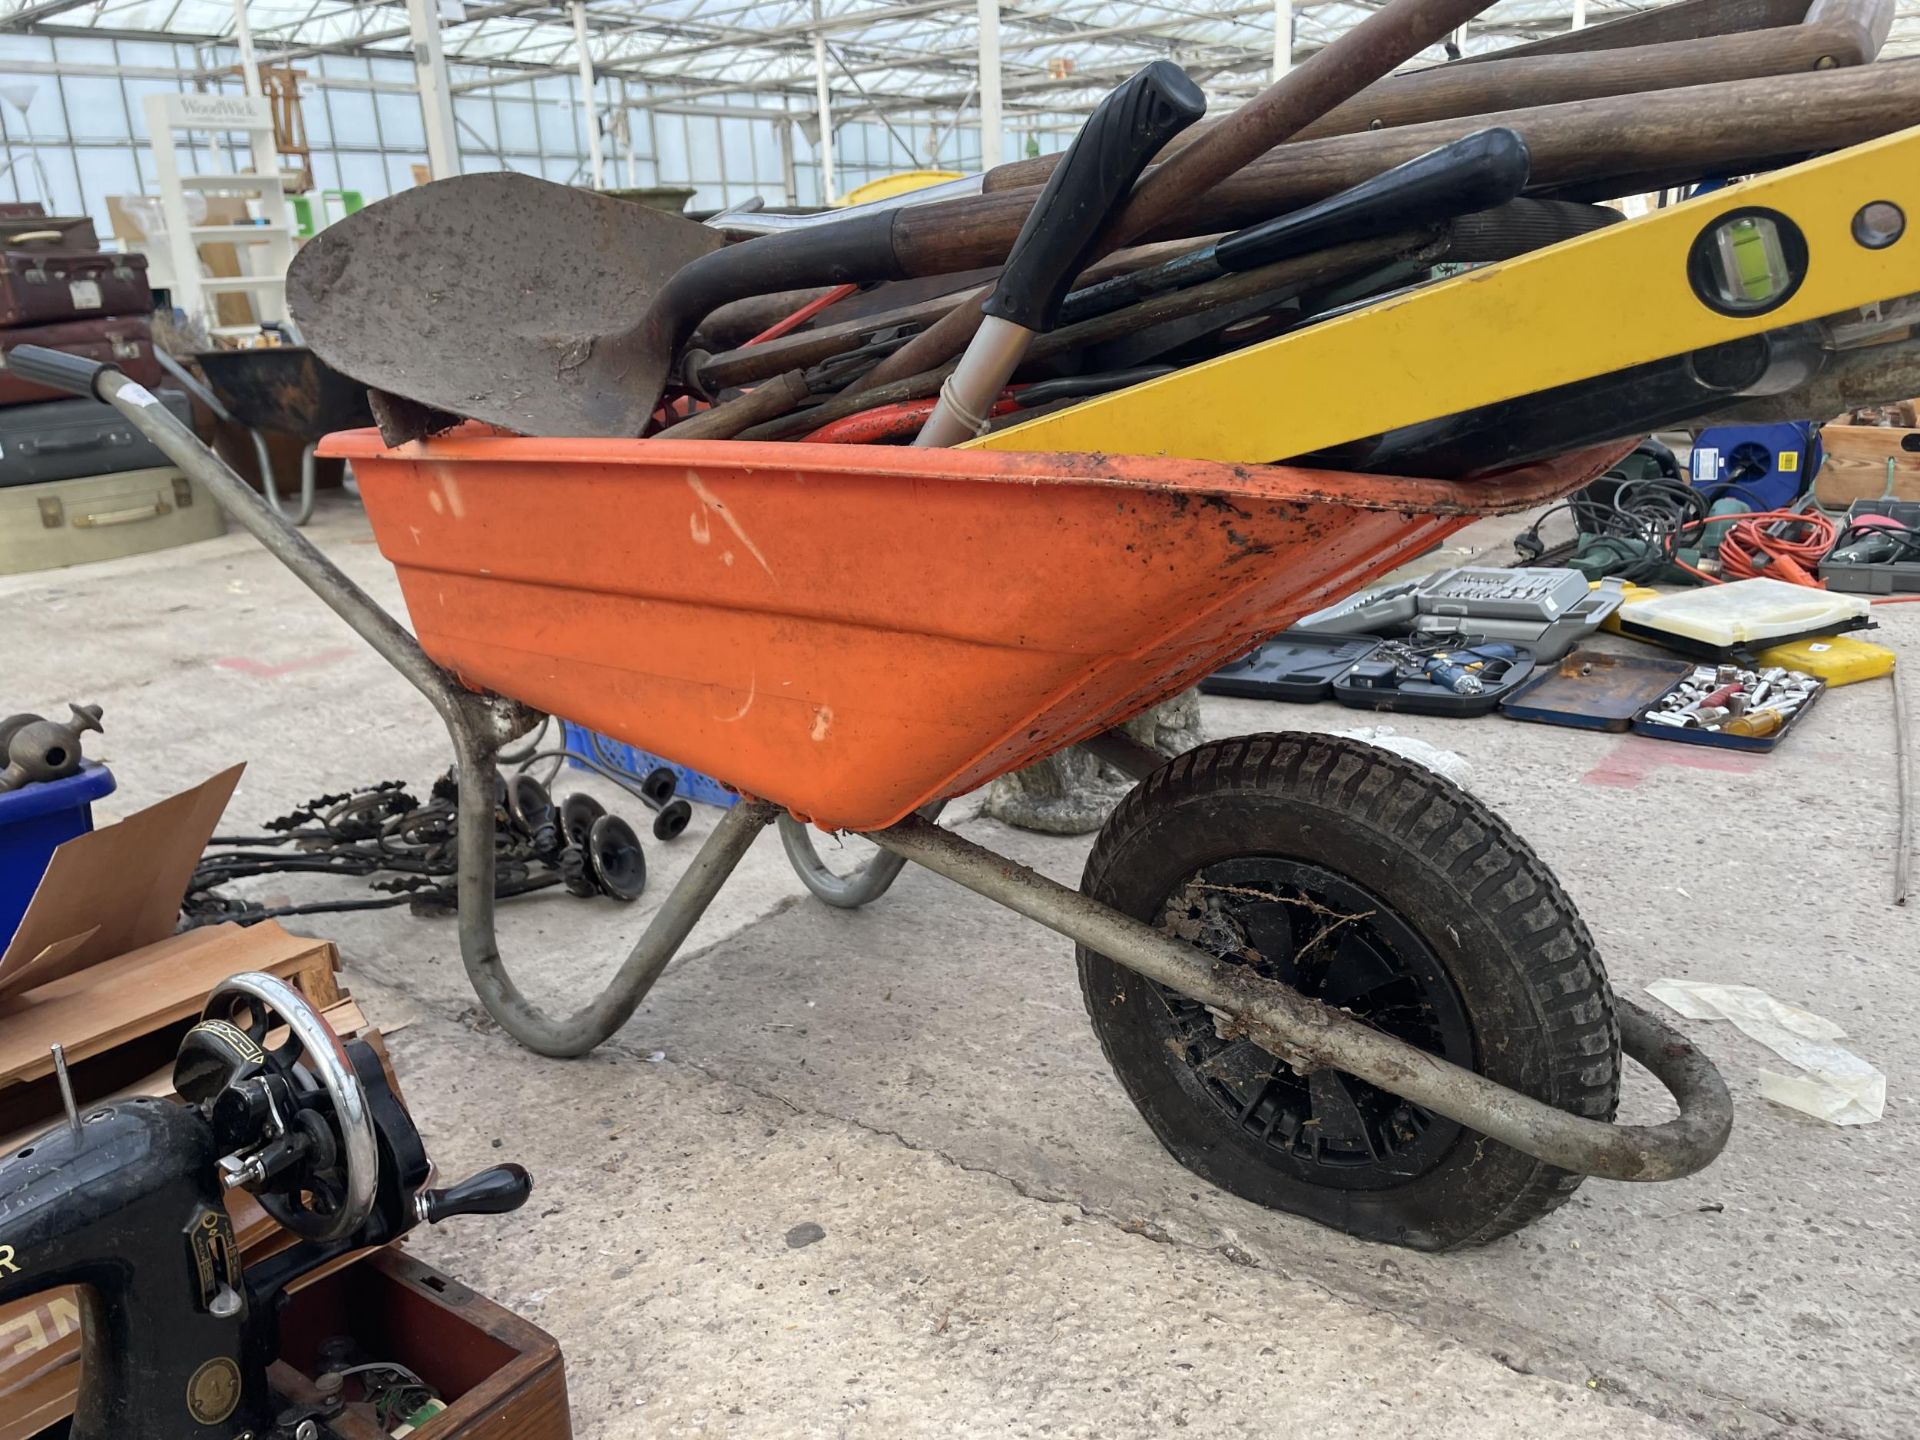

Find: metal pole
<box><xmin>1273</xmin><ymin>0</ymin><xmax>1293</xmax><ymax>77</ymax></box>
<box><xmin>778</xmin><ymin>108</ymin><xmax>798</xmax><ymax>205</ymax></box>
<box><xmin>869</xmin><ymin>813</ymin><xmax>1732</xmax><ymax>1183</ymax></box>
<box><xmin>571</xmin><ymin>0</ymin><xmax>604</xmax><ymax>189</ymax></box>
<box><xmin>405</xmin><ymin>0</ymin><xmax>461</xmax><ymax>179</ymax></box>
<box><xmin>1895</xmin><ymin>656</ymin><xmax>1913</xmax><ymax>905</ymax></box>
<box><xmin>91</xmin><ymin>371</ymin><xmax>466</xmax><ymax>727</ymax></box>
<box><xmin>1572</xmin><ymin>0</ymin><xmax>1588</xmax><ymax>29</ymax></box>
<box><xmin>812</xmin><ymin>22</ymin><xmax>836</xmax><ymax>203</ymax></box>
<box><xmin>231</xmin><ymin>0</ymin><xmax>262</xmax><ymax>97</ymax></box>
<box><xmin>620</xmin><ymin>77</ymin><xmax>636</xmax><ymax>187</ymax></box>
<box><xmin>977</xmin><ymin>0</ymin><xmax>1002</xmax><ymax>170</ymax></box>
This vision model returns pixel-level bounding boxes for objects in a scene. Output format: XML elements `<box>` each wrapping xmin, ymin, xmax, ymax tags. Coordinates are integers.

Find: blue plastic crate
<box><xmin>558</xmin><ymin>721</ymin><xmax>737</xmax><ymax>809</ymax></box>
<box><xmin>0</xmin><ymin>761</ymin><xmax>115</xmax><ymax>951</ymax></box>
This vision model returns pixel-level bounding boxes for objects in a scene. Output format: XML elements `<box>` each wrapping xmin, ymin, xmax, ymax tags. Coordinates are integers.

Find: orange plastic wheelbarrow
<box><xmin>10</xmin><ymin>345</ymin><xmax>1731</xmax><ymax>1251</ymax></box>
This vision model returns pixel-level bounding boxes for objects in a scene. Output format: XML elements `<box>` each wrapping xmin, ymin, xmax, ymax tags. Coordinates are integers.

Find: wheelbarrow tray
<box><xmin>197</xmin><ymin>346</ymin><xmax>376</xmax><ymax>440</ymax></box>
<box><xmin>322</xmin><ymin>428</ymin><xmax>1623</xmax><ymax>832</ymax></box>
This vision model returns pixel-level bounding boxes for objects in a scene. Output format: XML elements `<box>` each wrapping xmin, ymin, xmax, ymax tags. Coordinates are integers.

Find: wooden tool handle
<box><xmin>978</xmin><ymin>0</ymin><xmax>1887</xmax><ymax>191</ymax></box>
<box><xmin>1179</xmin><ymin>59</ymin><xmax>1920</xmax><ymax>241</ymax></box>
<box><xmin>864</xmin><ymin>0</ymin><xmax>1497</xmax><ymax>393</ymax></box>
<box><xmin>1103</xmin><ymin>0</ymin><xmax>1500</xmax><ymax>253</ymax></box>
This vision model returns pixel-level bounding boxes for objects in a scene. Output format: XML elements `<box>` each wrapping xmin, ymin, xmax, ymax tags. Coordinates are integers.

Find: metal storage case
<box><xmin>0</xmin><ymin>465</ymin><xmax>225</xmax><ymax>575</ymax></box>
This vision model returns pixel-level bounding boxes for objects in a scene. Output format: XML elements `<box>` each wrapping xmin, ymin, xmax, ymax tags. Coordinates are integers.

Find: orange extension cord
<box><xmin>1672</xmin><ymin>507</ymin><xmax>1920</xmax><ymax>605</ymax></box>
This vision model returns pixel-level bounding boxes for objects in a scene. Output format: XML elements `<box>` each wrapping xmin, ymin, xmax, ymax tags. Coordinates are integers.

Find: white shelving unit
<box><xmin>142</xmin><ymin>93</ymin><xmax>294</xmax><ymax>338</ymax></box>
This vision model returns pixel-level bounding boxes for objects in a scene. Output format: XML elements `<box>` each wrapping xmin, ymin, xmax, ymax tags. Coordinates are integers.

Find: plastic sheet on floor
<box><xmin>1646</xmin><ymin>979</ymin><xmax>1885</xmax><ymax>1125</ymax></box>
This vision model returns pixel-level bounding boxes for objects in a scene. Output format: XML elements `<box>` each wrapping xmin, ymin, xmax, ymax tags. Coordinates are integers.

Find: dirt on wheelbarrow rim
<box><xmin>319</xmin><ymin>426</ymin><xmax>1634</xmax><ymax>519</ymax></box>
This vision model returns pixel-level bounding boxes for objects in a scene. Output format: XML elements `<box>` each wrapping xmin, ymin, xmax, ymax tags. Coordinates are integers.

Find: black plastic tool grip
<box><xmin>419</xmin><ymin>1163</ymin><xmax>534</xmax><ymax>1223</ymax></box>
<box><xmin>1213</xmin><ymin>127</ymin><xmax>1531</xmax><ymax>274</ymax></box>
<box><xmin>982</xmin><ymin>61</ymin><xmax>1205</xmax><ymax>334</ymax></box>
<box><xmin>3</xmin><ymin>344</ymin><xmax>114</xmax><ymax>399</ymax></box>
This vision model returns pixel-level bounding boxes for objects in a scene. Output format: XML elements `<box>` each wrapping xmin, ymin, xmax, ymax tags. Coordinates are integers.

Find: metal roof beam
<box><xmin>450</xmin><ymin>3</ymin><xmax>978</xmax><ymax>92</ymax></box>
<box><xmin>230</xmin><ymin>0</ymin><xmax>550</xmax><ymax>66</ymax></box>
<box><xmin>1</xmin><ymin>0</ymin><xmax>109</xmax><ymax>31</ymax></box>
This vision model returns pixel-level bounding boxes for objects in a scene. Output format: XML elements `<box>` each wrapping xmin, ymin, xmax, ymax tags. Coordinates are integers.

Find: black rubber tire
<box><xmin>1078</xmin><ymin>732</ymin><xmax>1621</xmax><ymax>1251</ymax></box>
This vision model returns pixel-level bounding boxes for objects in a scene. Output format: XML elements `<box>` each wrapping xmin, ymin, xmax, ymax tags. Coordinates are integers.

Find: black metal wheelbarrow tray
<box><xmin>6</xmin><ymin>339</ymin><xmax>1732</xmax><ymax>1251</ymax></box>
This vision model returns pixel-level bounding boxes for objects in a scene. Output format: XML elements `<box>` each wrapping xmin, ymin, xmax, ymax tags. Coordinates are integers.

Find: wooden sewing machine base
<box><xmin>16</xmin><ymin>1246</ymin><xmax>569</xmax><ymax>1440</ymax></box>
<box><xmin>271</xmin><ymin>1246</ymin><xmax>571</xmax><ymax>1439</ymax></box>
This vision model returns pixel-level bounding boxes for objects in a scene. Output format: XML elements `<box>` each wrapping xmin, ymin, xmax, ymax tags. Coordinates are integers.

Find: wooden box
<box><xmin>1815</xmin><ymin>422</ymin><xmax>1920</xmax><ymax>506</ymax></box>
<box><xmin>274</xmin><ymin>1247</ymin><xmax>572</xmax><ymax>1439</ymax></box>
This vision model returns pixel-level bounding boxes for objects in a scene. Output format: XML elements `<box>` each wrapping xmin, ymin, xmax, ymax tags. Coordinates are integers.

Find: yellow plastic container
<box><xmin>1594</xmin><ymin>580</ymin><xmax>1661</xmax><ymax>634</ymax></box>
<box><xmin>1754</xmin><ymin>633</ymin><xmax>1897</xmax><ymax>685</ymax></box>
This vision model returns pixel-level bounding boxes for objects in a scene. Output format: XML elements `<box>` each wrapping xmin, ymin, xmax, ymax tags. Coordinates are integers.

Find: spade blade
<box><xmin>287</xmin><ymin>172</ymin><xmax>723</xmax><ymax>437</ymax></box>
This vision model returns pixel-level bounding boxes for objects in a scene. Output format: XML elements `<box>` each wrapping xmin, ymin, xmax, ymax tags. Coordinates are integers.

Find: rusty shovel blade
<box><xmin>287</xmin><ymin>171</ymin><xmax>723</xmax><ymax>437</ymax></box>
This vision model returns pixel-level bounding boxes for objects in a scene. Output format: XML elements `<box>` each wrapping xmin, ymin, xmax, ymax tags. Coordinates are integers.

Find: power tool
<box><xmin>0</xmin><ymin>972</ymin><xmax>531</xmax><ymax>1440</ymax></box>
<box><xmin>1400</xmin><ymin>640</ymin><xmax>1523</xmax><ymax>694</ymax></box>
<box><xmin>1828</xmin><ymin>513</ymin><xmax>1919</xmax><ymax>565</ymax></box>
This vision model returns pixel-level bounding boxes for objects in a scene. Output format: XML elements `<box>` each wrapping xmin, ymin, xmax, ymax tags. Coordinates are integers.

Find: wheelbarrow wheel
<box><xmin>1077</xmin><ymin>733</ymin><xmax>1621</xmax><ymax>1251</ymax></box>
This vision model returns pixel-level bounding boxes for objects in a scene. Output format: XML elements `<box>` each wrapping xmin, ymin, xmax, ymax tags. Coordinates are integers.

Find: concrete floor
<box><xmin>4</xmin><ymin>495</ymin><xmax>1916</xmax><ymax>1439</ymax></box>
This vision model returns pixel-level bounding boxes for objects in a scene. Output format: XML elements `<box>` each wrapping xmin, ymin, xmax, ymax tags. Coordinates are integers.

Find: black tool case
<box><xmin>1330</xmin><ymin>648</ymin><xmax>1537</xmax><ymax>716</ymax></box>
<box><xmin>1202</xmin><ymin>632</ymin><xmax>1384</xmax><ymax>702</ymax></box>
<box><xmin>0</xmin><ymin>389</ymin><xmax>192</xmax><ymax>487</ymax></box>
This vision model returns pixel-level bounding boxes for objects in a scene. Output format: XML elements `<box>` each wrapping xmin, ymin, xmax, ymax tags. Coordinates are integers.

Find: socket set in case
<box><xmin>1294</xmin><ymin>566</ymin><xmax>1621</xmax><ymax>662</ymax></box>
<box><xmin>1629</xmin><ymin>663</ymin><xmax>1825</xmax><ymax>752</ymax></box>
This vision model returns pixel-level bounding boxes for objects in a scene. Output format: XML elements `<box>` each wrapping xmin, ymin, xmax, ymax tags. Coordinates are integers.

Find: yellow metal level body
<box><xmin>971</xmin><ymin>124</ymin><xmax>1920</xmax><ymax>464</ymax></box>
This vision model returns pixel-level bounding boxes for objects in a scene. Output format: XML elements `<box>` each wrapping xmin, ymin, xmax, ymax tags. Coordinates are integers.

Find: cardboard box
<box><xmin>0</xmin><ymin>764</ymin><xmax>242</xmax><ymax>999</ymax></box>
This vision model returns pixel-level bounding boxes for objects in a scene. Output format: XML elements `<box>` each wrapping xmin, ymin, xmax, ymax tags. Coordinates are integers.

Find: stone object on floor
<box><xmin>982</xmin><ymin>689</ymin><xmax>1202</xmax><ymax>835</ymax></box>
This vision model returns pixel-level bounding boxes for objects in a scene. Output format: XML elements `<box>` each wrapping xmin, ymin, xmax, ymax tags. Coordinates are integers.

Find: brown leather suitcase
<box><xmin>0</xmin><ymin>316</ymin><xmax>163</xmax><ymax>406</ymax></box>
<box><xmin>0</xmin><ymin>216</ymin><xmax>98</xmax><ymax>251</ymax></box>
<box><xmin>0</xmin><ymin>251</ymin><xmax>151</xmax><ymax>327</ymax></box>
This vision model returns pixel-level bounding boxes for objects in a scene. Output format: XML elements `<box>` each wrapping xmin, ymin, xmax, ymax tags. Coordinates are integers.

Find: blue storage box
<box><xmin>0</xmin><ymin>761</ymin><xmax>115</xmax><ymax>951</ymax></box>
<box><xmin>558</xmin><ymin>721</ymin><xmax>737</xmax><ymax>810</ymax></box>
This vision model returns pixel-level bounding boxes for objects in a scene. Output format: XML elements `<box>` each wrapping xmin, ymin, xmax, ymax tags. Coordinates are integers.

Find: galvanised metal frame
<box><xmin>68</xmin><ymin>359</ymin><xmax>1731</xmax><ymax>1188</ymax></box>
<box><xmin>6</xmin><ymin>0</ymin><xmax>1797</xmax><ymax>130</ymax></box>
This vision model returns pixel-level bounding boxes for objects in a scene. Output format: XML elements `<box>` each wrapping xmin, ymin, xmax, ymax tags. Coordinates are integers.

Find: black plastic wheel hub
<box><xmin>1155</xmin><ymin>855</ymin><xmax>1476</xmax><ymax>1189</ymax></box>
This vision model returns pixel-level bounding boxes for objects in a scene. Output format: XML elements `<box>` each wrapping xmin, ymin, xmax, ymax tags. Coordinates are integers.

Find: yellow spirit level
<box><xmin>973</xmin><ymin>124</ymin><xmax>1920</xmax><ymax>464</ymax></box>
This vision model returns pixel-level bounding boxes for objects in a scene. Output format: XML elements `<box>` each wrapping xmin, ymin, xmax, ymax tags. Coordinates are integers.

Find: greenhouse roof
<box><xmin>9</xmin><ymin>0</ymin><xmax>1917</xmax><ymax>121</ymax></box>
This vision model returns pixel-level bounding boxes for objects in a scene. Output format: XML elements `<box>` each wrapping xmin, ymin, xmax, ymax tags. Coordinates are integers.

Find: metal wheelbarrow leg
<box><xmin>775</xmin><ymin>729</ymin><xmax>1164</xmax><ymax>909</ymax></box>
<box><xmin>777</xmin><ymin>801</ymin><xmax>945</xmax><ymax>909</ymax></box>
<box><xmin>9</xmin><ymin>347</ymin><xmax>1731</xmax><ymax>1228</ymax></box>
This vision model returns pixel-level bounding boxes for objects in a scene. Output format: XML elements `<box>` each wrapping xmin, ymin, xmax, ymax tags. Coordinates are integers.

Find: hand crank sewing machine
<box><xmin>0</xmin><ymin>973</ymin><xmax>536</xmax><ymax>1440</ymax></box>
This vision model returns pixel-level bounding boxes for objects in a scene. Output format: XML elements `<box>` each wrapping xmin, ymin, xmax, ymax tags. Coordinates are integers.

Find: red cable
<box><xmin>1669</xmin><ymin>506</ymin><xmax>1919</xmax><ymax>605</ymax></box>
<box><xmin>744</xmin><ymin>283</ymin><xmax>859</xmax><ymax>347</ymax></box>
<box><xmin>804</xmin><ymin>393</ymin><xmax>1023</xmax><ymax>444</ymax></box>
<box><xmin>1715</xmin><ymin>508</ymin><xmax>1837</xmax><ymax>585</ymax></box>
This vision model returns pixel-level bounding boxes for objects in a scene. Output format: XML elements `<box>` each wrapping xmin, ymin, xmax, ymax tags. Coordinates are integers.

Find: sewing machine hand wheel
<box><xmin>175</xmin><ymin>971</ymin><xmax>380</xmax><ymax>1244</ymax></box>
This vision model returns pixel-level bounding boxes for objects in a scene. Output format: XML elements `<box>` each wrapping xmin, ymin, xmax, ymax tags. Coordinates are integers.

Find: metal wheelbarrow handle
<box><xmin>4</xmin><ymin>346</ymin><xmax>776</xmax><ymax>1058</ymax></box>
